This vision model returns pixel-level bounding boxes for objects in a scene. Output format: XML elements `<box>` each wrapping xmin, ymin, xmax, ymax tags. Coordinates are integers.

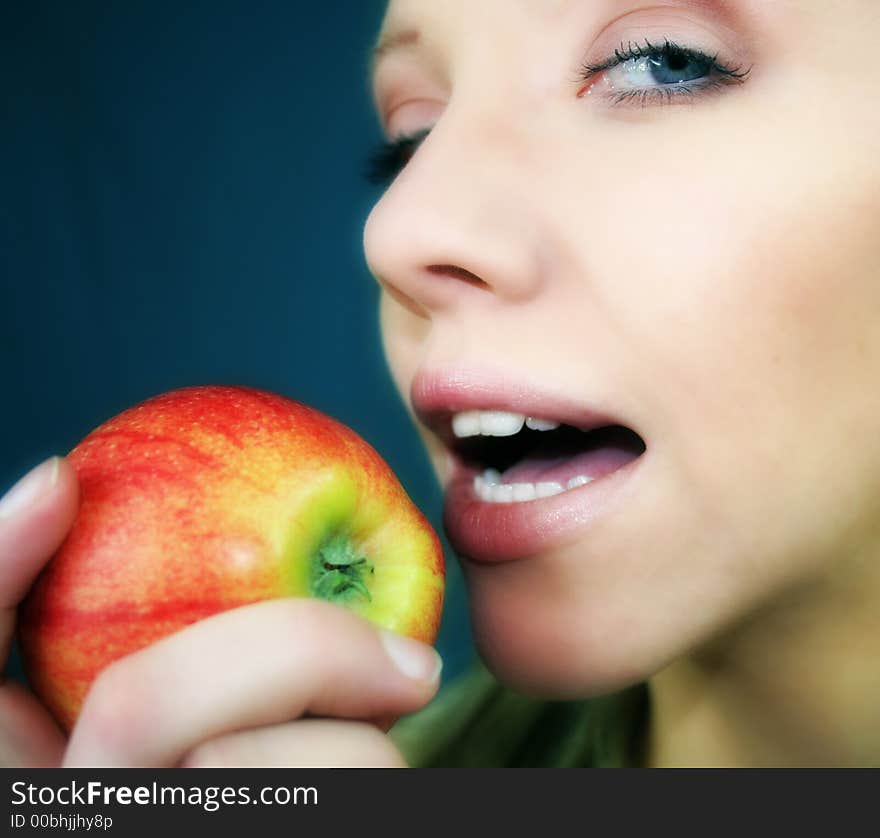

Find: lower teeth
<box><xmin>473</xmin><ymin>471</ymin><xmax>594</xmax><ymax>504</ymax></box>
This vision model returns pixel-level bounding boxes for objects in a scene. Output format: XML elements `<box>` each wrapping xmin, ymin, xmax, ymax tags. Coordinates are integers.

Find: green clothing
<box><xmin>391</xmin><ymin>660</ymin><xmax>650</xmax><ymax>767</ymax></box>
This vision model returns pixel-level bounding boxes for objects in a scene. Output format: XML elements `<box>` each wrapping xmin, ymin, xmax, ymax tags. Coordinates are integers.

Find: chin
<box><xmin>460</xmin><ymin>550</ymin><xmax>679</xmax><ymax>700</ymax></box>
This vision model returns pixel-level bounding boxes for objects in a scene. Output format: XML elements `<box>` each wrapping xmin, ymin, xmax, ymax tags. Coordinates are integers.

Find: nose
<box><xmin>363</xmin><ymin>111</ymin><xmax>546</xmax><ymax>317</ymax></box>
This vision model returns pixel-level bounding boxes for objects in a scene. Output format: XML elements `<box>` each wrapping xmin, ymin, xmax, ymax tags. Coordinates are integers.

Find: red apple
<box><xmin>18</xmin><ymin>385</ymin><xmax>445</xmax><ymax>732</ymax></box>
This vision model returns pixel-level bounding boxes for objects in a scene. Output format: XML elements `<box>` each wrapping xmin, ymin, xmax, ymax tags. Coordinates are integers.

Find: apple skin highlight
<box><xmin>18</xmin><ymin>385</ymin><xmax>445</xmax><ymax>732</ymax></box>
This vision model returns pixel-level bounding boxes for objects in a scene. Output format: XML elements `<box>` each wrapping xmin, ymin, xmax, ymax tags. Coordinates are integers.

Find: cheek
<box><xmin>379</xmin><ymin>292</ymin><xmax>451</xmax><ymax>483</ymax></box>
<box><xmin>378</xmin><ymin>289</ymin><xmax>425</xmax><ymax>401</ymax></box>
<box><xmin>600</xmin><ymin>96</ymin><xmax>880</xmax><ymax>575</ymax></box>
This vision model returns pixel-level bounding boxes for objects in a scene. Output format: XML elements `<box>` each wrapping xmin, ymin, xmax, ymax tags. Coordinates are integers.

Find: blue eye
<box><xmin>578</xmin><ymin>37</ymin><xmax>752</xmax><ymax>108</ymax></box>
<box><xmin>362</xmin><ymin>128</ymin><xmax>431</xmax><ymax>188</ymax></box>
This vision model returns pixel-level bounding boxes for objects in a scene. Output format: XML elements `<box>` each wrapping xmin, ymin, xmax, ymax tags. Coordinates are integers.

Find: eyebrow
<box><xmin>368</xmin><ymin>0</ymin><xmax>757</xmax><ymax>83</ymax></box>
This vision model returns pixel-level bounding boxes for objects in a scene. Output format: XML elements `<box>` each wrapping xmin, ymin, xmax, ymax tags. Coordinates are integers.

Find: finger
<box><xmin>0</xmin><ymin>682</ymin><xmax>65</xmax><ymax>767</ymax></box>
<box><xmin>0</xmin><ymin>457</ymin><xmax>78</xmax><ymax>767</ymax></box>
<box><xmin>0</xmin><ymin>457</ymin><xmax>79</xmax><ymax>663</ymax></box>
<box><xmin>64</xmin><ymin>597</ymin><xmax>442</xmax><ymax>767</ymax></box>
<box><xmin>180</xmin><ymin>718</ymin><xmax>408</xmax><ymax>768</ymax></box>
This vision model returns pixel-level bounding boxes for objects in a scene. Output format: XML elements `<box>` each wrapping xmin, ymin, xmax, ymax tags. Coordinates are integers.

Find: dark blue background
<box><xmin>1</xmin><ymin>1</ymin><xmax>473</xmax><ymax>686</ymax></box>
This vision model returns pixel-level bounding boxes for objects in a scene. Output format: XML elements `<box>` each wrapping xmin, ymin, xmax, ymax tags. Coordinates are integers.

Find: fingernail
<box><xmin>0</xmin><ymin>458</ymin><xmax>61</xmax><ymax>521</ymax></box>
<box><xmin>380</xmin><ymin>630</ymin><xmax>443</xmax><ymax>684</ymax></box>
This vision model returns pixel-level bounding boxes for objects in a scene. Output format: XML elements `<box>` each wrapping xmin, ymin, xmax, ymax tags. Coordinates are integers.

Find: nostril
<box><xmin>426</xmin><ymin>264</ymin><xmax>490</xmax><ymax>289</ymax></box>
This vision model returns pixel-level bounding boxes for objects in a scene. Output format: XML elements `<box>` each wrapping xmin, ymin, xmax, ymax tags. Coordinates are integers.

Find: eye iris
<box><xmin>648</xmin><ymin>51</ymin><xmax>711</xmax><ymax>85</ymax></box>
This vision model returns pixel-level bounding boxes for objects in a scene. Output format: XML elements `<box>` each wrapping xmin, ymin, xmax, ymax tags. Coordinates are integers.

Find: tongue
<box><xmin>500</xmin><ymin>446</ymin><xmax>637</xmax><ymax>485</ymax></box>
<box><xmin>499</xmin><ymin>427</ymin><xmax>644</xmax><ymax>486</ymax></box>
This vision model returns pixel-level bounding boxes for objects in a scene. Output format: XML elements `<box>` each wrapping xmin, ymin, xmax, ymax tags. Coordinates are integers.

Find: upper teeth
<box><xmin>452</xmin><ymin>410</ymin><xmax>561</xmax><ymax>438</ymax></box>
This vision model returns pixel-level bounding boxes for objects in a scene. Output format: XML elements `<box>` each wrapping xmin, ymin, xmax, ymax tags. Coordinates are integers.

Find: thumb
<box><xmin>63</xmin><ymin>598</ymin><xmax>441</xmax><ymax>767</ymax></box>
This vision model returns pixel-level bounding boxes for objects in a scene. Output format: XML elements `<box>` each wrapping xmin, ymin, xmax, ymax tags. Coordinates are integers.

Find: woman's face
<box><xmin>363</xmin><ymin>0</ymin><xmax>880</xmax><ymax>697</ymax></box>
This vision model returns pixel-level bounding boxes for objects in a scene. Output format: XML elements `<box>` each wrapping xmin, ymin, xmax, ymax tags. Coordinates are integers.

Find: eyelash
<box><xmin>362</xmin><ymin>37</ymin><xmax>752</xmax><ymax>187</ymax></box>
<box><xmin>363</xmin><ymin>128</ymin><xmax>431</xmax><ymax>187</ymax></box>
<box><xmin>578</xmin><ymin>37</ymin><xmax>751</xmax><ymax>106</ymax></box>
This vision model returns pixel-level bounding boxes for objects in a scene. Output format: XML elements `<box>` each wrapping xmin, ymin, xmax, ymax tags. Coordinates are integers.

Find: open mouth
<box><xmin>410</xmin><ymin>370</ymin><xmax>649</xmax><ymax>561</ymax></box>
<box><xmin>447</xmin><ymin>411</ymin><xmax>646</xmax><ymax>504</ymax></box>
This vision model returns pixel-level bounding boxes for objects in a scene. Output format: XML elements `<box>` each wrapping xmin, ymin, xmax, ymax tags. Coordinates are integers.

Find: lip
<box><xmin>411</xmin><ymin>367</ymin><xmax>647</xmax><ymax>563</ymax></box>
<box><xmin>411</xmin><ymin>367</ymin><xmax>624</xmax><ymax>445</ymax></box>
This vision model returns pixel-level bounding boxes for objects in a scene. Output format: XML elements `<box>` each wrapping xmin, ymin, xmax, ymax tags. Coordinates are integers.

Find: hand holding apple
<box><xmin>0</xmin><ymin>461</ymin><xmax>442</xmax><ymax>767</ymax></box>
<box><xmin>4</xmin><ymin>385</ymin><xmax>444</xmax><ymax>765</ymax></box>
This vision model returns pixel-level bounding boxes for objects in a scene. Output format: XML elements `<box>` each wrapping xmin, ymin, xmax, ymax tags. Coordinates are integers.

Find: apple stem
<box><xmin>312</xmin><ymin>534</ymin><xmax>375</xmax><ymax>604</ymax></box>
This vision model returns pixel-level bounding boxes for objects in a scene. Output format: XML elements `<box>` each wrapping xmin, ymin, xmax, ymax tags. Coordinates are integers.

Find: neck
<box><xmin>644</xmin><ymin>545</ymin><xmax>880</xmax><ymax>767</ymax></box>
